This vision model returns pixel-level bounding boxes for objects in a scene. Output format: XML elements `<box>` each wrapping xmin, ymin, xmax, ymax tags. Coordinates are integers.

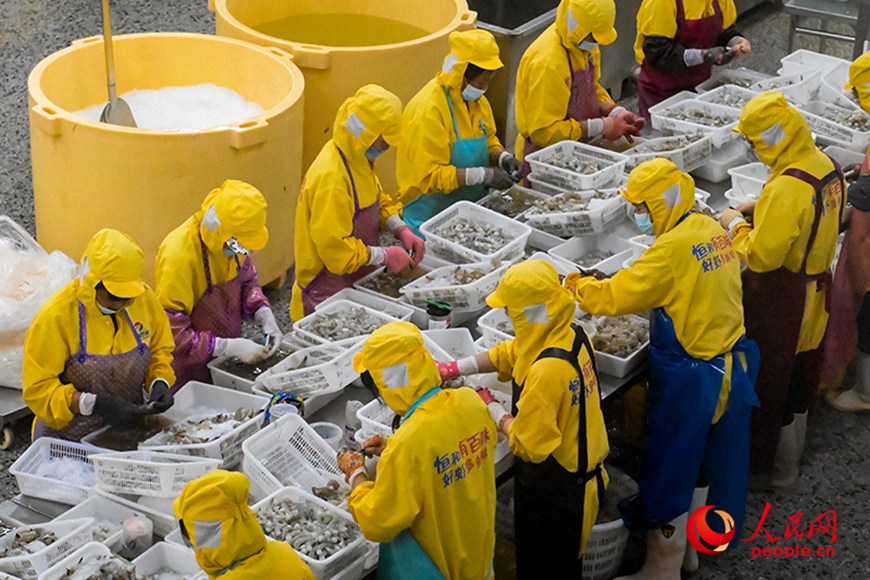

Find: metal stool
<box><xmin>783</xmin><ymin>0</ymin><xmax>870</xmax><ymax>59</ymax></box>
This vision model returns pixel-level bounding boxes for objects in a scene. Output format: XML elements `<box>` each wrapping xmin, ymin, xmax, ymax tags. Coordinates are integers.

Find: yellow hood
<box><xmin>352</xmin><ymin>321</ymin><xmax>442</xmax><ymax>416</ymax></box>
<box><xmin>197</xmin><ymin>180</ymin><xmax>269</xmax><ymax>255</ymax></box>
<box><xmin>75</xmin><ymin>228</ymin><xmax>145</xmax><ymax>303</ymax></box>
<box><xmin>487</xmin><ymin>260</ymin><xmax>576</xmax><ymax>384</ymax></box>
<box><xmin>174</xmin><ymin>470</ymin><xmax>268</xmax><ymax>577</ymax></box>
<box><xmin>734</xmin><ymin>91</ymin><xmax>817</xmax><ymax>173</ymax></box>
<box><xmin>437</xmin><ymin>29</ymin><xmax>503</xmax><ymax>91</ymax></box>
<box><xmin>845</xmin><ymin>51</ymin><xmax>870</xmax><ymax>112</ymax></box>
<box><xmin>333</xmin><ymin>84</ymin><xmax>403</xmax><ymax>159</ymax></box>
<box><xmin>555</xmin><ymin>0</ymin><xmax>618</xmax><ymax>48</ymax></box>
<box><xmin>622</xmin><ymin>158</ymin><xmax>696</xmax><ymax>237</ymax></box>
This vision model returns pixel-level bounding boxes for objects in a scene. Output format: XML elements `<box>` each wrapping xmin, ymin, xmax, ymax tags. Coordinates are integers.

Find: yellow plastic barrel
<box><xmin>28</xmin><ymin>33</ymin><xmax>305</xmax><ymax>287</ymax></box>
<box><xmin>210</xmin><ymin>0</ymin><xmax>475</xmax><ymax>194</ymax></box>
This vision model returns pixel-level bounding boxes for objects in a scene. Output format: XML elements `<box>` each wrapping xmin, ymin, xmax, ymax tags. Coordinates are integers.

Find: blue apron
<box><xmin>402</xmin><ymin>87</ymin><xmax>490</xmax><ymax>235</ymax></box>
<box><xmin>619</xmin><ymin>308</ymin><xmax>760</xmax><ymax>548</ymax></box>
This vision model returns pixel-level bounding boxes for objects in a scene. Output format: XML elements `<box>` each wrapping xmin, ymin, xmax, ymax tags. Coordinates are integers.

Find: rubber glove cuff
<box><xmin>143</xmin><ymin>378</ymin><xmax>170</xmax><ymax>404</ymax></box>
<box><xmin>727</xmin><ymin>215</ymin><xmax>748</xmax><ymax>237</ymax></box>
<box><xmin>487</xmin><ymin>401</ymin><xmax>509</xmax><ymax>426</ymax></box>
<box><xmin>684</xmin><ymin>48</ymin><xmax>705</xmax><ymax>67</ymax></box>
<box><xmin>385</xmin><ymin>215</ymin><xmax>407</xmax><ymax>234</ymax></box>
<box><xmin>367</xmin><ymin>246</ymin><xmax>387</xmax><ymax>266</ymax></box>
<box><xmin>465</xmin><ymin>167</ymin><xmax>487</xmax><ymax>186</ymax></box>
<box><xmin>609</xmin><ymin>106</ymin><xmax>627</xmax><ymax>118</ymax></box>
<box><xmin>586</xmin><ymin>117</ymin><xmax>605</xmax><ymax>138</ymax></box>
<box><xmin>79</xmin><ymin>392</ymin><xmax>97</xmax><ymax>416</ymax></box>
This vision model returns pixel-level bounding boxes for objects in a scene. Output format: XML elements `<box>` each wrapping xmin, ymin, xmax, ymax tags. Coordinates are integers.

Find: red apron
<box><xmin>300</xmin><ymin>146</ymin><xmax>380</xmax><ymax>315</ymax></box>
<box><xmin>35</xmin><ymin>302</ymin><xmax>151</xmax><ymax>441</ymax></box>
<box><xmin>521</xmin><ymin>49</ymin><xmax>601</xmax><ymax>178</ymax></box>
<box><xmin>638</xmin><ymin>0</ymin><xmax>724</xmax><ymax>119</ymax></box>
<box><xmin>744</xmin><ymin>162</ymin><xmax>843</xmax><ymax>471</ymax></box>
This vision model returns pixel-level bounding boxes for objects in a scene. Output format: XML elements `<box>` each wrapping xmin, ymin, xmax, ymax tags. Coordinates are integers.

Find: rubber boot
<box><xmin>794</xmin><ymin>411</ymin><xmax>808</xmax><ymax>459</ymax></box>
<box><xmin>826</xmin><ymin>353</ymin><xmax>870</xmax><ymax>412</ymax></box>
<box><xmin>615</xmin><ymin>513</ymin><xmax>687</xmax><ymax>580</ymax></box>
<box><xmin>769</xmin><ymin>421</ymin><xmax>799</xmax><ymax>492</ymax></box>
<box><xmin>681</xmin><ymin>487</ymin><xmax>709</xmax><ymax>574</ymax></box>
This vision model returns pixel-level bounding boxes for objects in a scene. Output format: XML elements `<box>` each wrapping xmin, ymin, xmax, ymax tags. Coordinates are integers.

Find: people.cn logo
<box><xmin>686</xmin><ymin>505</ymin><xmax>736</xmax><ymax>554</ymax></box>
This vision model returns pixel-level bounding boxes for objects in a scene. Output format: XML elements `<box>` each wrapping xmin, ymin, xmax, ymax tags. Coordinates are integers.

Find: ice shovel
<box><xmin>99</xmin><ymin>0</ymin><xmax>136</xmax><ymax>127</ymax></box>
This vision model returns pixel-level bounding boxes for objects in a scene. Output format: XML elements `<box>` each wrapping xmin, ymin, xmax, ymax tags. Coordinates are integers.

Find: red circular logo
<box><xmin>686</xmin><ymin>505</ymin><xmax>736</xmax><ymax>554</ymax></box>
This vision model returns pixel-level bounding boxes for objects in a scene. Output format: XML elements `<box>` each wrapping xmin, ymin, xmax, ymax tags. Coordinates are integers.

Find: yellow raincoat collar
<box><xmin>622</xmin><ymin>159</ymin><xmax>696</xmax><ymax>237</ymax></box>
<box><xmin>333</xmin><ymin>84</ymin><xmax>403</xmax><ymax>161</ymax></box>
<box><xmin>437</xmin><ymin>29</ymin><xmax>503</xmax><ymax>91</ymax></box>
<box><xmin>845</xmin><ymin>51</ymin><xmax>870</xmax><ymax>112</ymax></box>
<box><xmin>487</xmin><ymin>260</ymin><xmax>577</xmax><ymax>384</ymax></box>
<box><xmin>734</xmin><ymin>91</ymin><xmax>817</xmax><ymax>174</ymax></box>
<box><xmin>555</xmin><ymin>0</ymin><xmax>618</xmax><ymax>49</ymax></box>
<box><xmin>352</xmin><ymin>322</ymin><xmax>443</xmax><ymax>416</ymax></box>
<box><xmin>174</xmin><ymin>470</ymin><xmax>267</xmax><ymax>577</ymax></box>
<box><xmin>75</xmin><ymin>228</ymin><xmax>145</xmax><ymax>303</ymax></box>
<box><xmin>197</xmin><ymin>180</ymin><xmax>268</xmax><ymax>255</ymax></box>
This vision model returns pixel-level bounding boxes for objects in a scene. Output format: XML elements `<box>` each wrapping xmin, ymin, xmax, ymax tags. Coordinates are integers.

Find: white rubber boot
<box><xmin>770</xmin><ymin>421</ymin><xmax>799</xmax><ymax>492</ymax></box>
<box><xmin>794</xmin><ymin>411</ymin><xmax>808</xmax><ymax>459</ymax></box>
<box><xmin>826</xmin><ymin>354</ymin><xmax>870</xmax><ymax>412</ymax></box>
<box><xmin>681</xmin><ymin>487</ymin><xmax>709</xmax><ymax>574</ymax></box>
<box><xmin>615</xmin><ymin>513</ymin><xmax>687</xmax><ymax>580</ymax></box>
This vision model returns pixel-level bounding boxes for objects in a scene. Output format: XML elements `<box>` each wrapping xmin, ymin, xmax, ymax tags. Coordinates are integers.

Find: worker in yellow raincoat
<box><xmin>439</xmin><ymin>260</ymin><xmax>608</xmax><ymax>578</ymax></box>
<box><xmin>292</xmin><ymin>84</ymin><xmax>424</xmax><ymax>320</ymax></box>
<box><xmin>564</xmin><ymin>160</ymin><xmax>759</xmax><ymax>578</ymax></box>
<box><xmin>175</xmin><ymin>470</ymin><xmax>314</xmax><ymax>580</ymax></box>
<box><xmin>514</xmin><ymin>0</ymin><xmax>644</xmax><ymax>176</ymax></box>
<box><xmin>721</xmin><ymin>92</ymin><xmax>844</xmax><ymax>491</ymax></box>
<box><xmin>396</xmin><ymin>29</ymin><xmax>519</xmax><ymax>235</ymax></box>
<box><xmin>338</xmin><ymin>322</ymin><xmax>496</xmax><ymax>579</ymax></box>
<box><xmin>156</xmin><ymin>180</ymin><xmax>279</xmax><ymax>389</ymax></box>
<box><xmin>24</xmin><ymin>229</ymin><xmax>175</xmax><ymax>441</ymax></box>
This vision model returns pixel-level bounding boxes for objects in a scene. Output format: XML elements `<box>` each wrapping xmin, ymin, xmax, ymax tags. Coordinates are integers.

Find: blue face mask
<box><xmin>462</xmin><ymin>84</ymin><xmax>487</xmax><ymax>102</ymax></box>
<box><xmin>634</xmin><ymin>211</ymin><xmax>654</xmax><ymax>235</ymax></box>
<box><xmin>223</xmin><ymin>245</ymin><xmax>237</xmax><ymax>257</ymax></box>
<box><xmin>578</xmin><ymin>40</ymin><xmax>598</xmax><ymax>52</ymax></box>
<box><xmin>365</xmin><ymin>146</ymin><xmax>385</xmax><ymax>162</ymax></box>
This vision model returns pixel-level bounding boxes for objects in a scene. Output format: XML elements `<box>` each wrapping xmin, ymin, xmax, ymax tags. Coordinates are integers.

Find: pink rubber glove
<box><xmin>396</xmin><ymin>227</ymin><xmax>425</xmax><ymax>266</ymax></box>
<box><xmin>438</xmin><ymin>361</ymin><xmax>461</xmax><ymax>382</ymax></box>
<box><xmin>475</xmin><ymin>387</ymin><xmax>497</xmax><ymax>405</ymax></box>
<box><xmin>616</xmin><ymin>110</ymin><xmax>646</xmax><ymax>132</ymax></box>
<box><xmin>383</xmin><ymin>246</ymin><xmax>413</xmax><ymax>273</ymax></box>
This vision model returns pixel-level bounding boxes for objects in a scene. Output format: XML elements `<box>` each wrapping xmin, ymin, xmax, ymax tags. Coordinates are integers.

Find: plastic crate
<box><xmin>800</xmin><ymin>101</ymin><xmax>870</xmax><ymax>151</ymax></box>
<box><xmin>36</xmin><ymin>541</ymin><xmax>137</xmax><ymax>580</ymax></box>
<box><xmin>625</xmin><ymin>133</ymin><xmax>712</xmax><ymax>173</ymax></box>
<box><xmin>749</xmin><ymin>70</ymin><xmax>820</xmax><ymax>105</ymax></box>
<box><xmin>591</xmin><ymin>315</ymin><xmax>650</xmax><ymax>378</ymax></box>
<box><xmin>822</xmin><ymin>144</ymin><xmax>866</xmax><ymax>168</ymax></box>
<box><xmin>725</xmin><ymin>188</ymin><xmax>754</xmax><ymax>207</ymax></box>
<box><xmin>400</xmin><ymin>261</ymin><xmax>509</xmax><ymax>310</ymax></box>
<box><xmin>727</xmin><ymin>162</ymin><xmax>770</xmax><ymax>202</ymax></box>
<box><xmin>524</xmin><ymin>190</ymin><xmax>627</xmax><ymax>238</ymax></box>
<box><xmin>252</xmin><ymin>487</ymin><xmax>366</xmax><ymax>578</ymax></box>
<box><xmin>421</xmin><ymin>328</ymin><xmax>477</xmax><ymax>360</ymax></box>
<box><xmin>9</xmin><ymin>438</ymin><xmax>103</xmax><ymax>505</ymax></box>
<box><xmin>478</xmin><ymin>308</ymin><xmax>514</xmax><ymax>343</ymax></box>
<box><xmin>419</xmin><ymin>201</ymin><xmax>532</xmax><ymax>264</ymax></box>
<box><xmin>54</xmin><ymin>495</ymin><xmax>149</xmax><ymax>551</ymax></box>
<box><xmin>548</xmin><ymin>235</ymin><xmax>635</xmax><ymax>276</ymax></box>
<box><xmin>242</xmin><ymin>413</ymin><xmax>349</xmax><ymax>504</ymax></box>
<box><xmin>357</xmin><ymin>399</ymin><xmax>399</xmax><ymax>439</ymax></box>
<box><xmin>778</xmin><ymin>49</ymin><xmax>850</xmax><ymax>76</ymax></box>
<box><xmin>582</xmin><ymin>466</ymin><xmax>639</xmax><ymax>580</ymax></box>
<box><xmin>690</xmin><ymin>139</ymin><xmax>754</xmax><ymax>183</ymax></box>
<box><xmin>695</xmin><ymin>68</ymin><xmax>771</xmax><ymax>92</ymax></box>
<box><xmin>526</xmin><ymin>174</ymin><xmax>569</xmax><ymax>195</ymax></box>
<box><xmin>525</xmin><ymin>141</ymin><xmax>629</xmax><ymax>191</ymax></box>
<box><xmin>476</xmin><ymin>185</ymin><xmax>551</xmax><ymax>220</ymax></box>
<box><xmin>92</xmin><ymin>489</ymin><xmax>176</xmax><ymax>539</ymax></box>
<box><xmin>137</xmin><ymin>382</ymin><xmax>269</xmax><ymax>469</ymax></box>
<box><xmin>473</xmin><ymin>335</ymin><xmax>494</xmax><ymax>353</ymax></box>
<box><xmin>252</xmin><ymin>340</ymin><xmax>360</xmax><ymax>398</ymax></box>
<box><xmin>694</xmin><ymin>85</ymin><xmax>759</xmax><ymax>111</ymax></box>
<box><xmin>315</xmin><ymin>287</ymin><xmax>428</xmax><ymax>332</ymax></box>
<box><xmin>353</xmin><ymin>266</ymin><xmax>431</xmax><ymax>307</ymax></box>
<box><xmin>293</xmin><ymin>299</ymin><xmax>403</xmax><ymax>346</ymax></box>
<box><xmin>208</xmin><ymin>335</ymin><xmax>321</xmax><ymax>393</ymax></box>
<box><xmin>91</xmin><ymin>450</ymin><xmax>221</xmax><ymax>498</ymax></box>
<box><xmin>647</xmin><ymin>90</ymin><xmax>698</xmax><ymax>125</ymax></box>
<box><xmin>0</xmin><ymin>519</ymin><xmax>94</xmax><ymax>579</ymax></box>
<box><xmin>627</xmin><ymin>234</ymin><xmax>655</xmax><ymax>256</ymax></box>
<box><xmin>818</xmin><ymin>61</ymin><xmax>863</xmax><ymax>111</ymax></box>
<box><xmin>132</xmin><ymin>541</ymin><xmax>203</xmax><ymax>579</ymax></box>
<box><xmin>652</xmin><ymin>100</ymin><xmax>740</xmax><ymax>148</ymax></box>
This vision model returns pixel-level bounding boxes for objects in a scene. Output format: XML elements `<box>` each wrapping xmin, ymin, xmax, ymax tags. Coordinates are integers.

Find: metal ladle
<box><xmin>99</xmin><ymin>0</ymin><xmax>136</xmax><ymax>127</ymax></box>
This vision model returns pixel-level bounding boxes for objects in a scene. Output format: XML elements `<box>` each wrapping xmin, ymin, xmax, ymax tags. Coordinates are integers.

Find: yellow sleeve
<box><xmin>721</xmin><ymin>0</ymin><xmax>738</xmax><ymax>29</ymax></box>
<box><xmin>573</xmin><ymin>242</ymin><xmax>674</xmax><ymax>316</ymax></box>
<box><xmin>522</xmin><ymin>61</ymin><xmax>584</xmax><ymax>146</ymax></box>
<box><xmin>638</xmin><ymin>0</ymin><xmax>679</xmax><ymax>39</ymax></box>
<box><xmin>308</xmin><ymin>179</ymin><xmax>372</xmax><ymax>276</ymax></box>
<box><xmin>507</xmin><ymin>359</ymin><xmax>573</xmax><ymax>463</ymax></box>
<box><xmin>408</xmin><ymin>106</ymin><xmax>461</xmax><ymax>198</ymax></box>
<box><xmin>142</xmin><ymin>290</ymin><xmax>176</xmax><ymax>388</ymax></box>
<box><xmin>487</xmin><ymin>339</ymin><xmax>518</xmax><ymax>383</ymax></box>
<box><xmin>155</xmin><ymin>229</ymin><xmax>199</xmax><ymax>315</ymax></box>
<box><xmin>731</xmin><ymin>179</ymin><xmax>806</xmax><ymax>272</ymax></box>
<box><xmin>347</xmin><ymin>443</ymin><xmax>421</xmax><ymax>543</ymax></box>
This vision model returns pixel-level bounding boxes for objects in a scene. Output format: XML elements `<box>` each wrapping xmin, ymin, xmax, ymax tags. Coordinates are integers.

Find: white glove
<box><xmin>487</xmin><ymin>401</ymin><xmax>510</xmax><ymax>427</ymax></box>
<box><xmin>254</xmin><ymin>307</ymin><xmax>282</xmax><ymax>356</ymax></box>
<box><xmin>214</xmin><ymin>337</ymin><xmax>270</xmax><ymax>364</ymax></box>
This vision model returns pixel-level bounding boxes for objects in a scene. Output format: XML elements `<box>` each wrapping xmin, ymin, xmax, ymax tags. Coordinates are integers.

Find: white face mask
<box><xmin>96</xmin><ymin>302</ymin><xmax>122</xmax><ymax>316</ymax></box>
<box><xmin>462</xmin><ymin>84</ymin><xmax>487</xmax><ymax>102</ymax></box>
<box><xmin>578</xmin><ymin>40</ymin><xmax>598</xmax><ymax>52</ymax></box>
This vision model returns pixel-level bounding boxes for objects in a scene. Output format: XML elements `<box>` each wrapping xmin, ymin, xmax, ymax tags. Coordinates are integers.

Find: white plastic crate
<box><xmin>591</xmin><ymin>315</ymin><xmax>650</xmax><ymax>378</ymax></box>
<box><xmin>253</xmin><ymin>340</ymin><xmax>360</xmax><ymax>398</ymax></box>
<box><xmin>694</xmin><ymin>85</ymin><xmax>759</xmax><ymax>111</ymax></box>
<box><xmin>419</xmin><ymin>201</ymin><xmax>532</xmax><ymax>264</ymax></box>
<box><xmin>294</xmin><ymin>299</ymin><xmax>403</xmax><ymax>346</ymax></box>
<box><xmin>9</xmin><ymin>438</ymin><xmax>103</xmax><ymax>505</ymax></box>
<box><xmin>627</xmin><ymin>234</ymin><xmax>655</xmax><ymax>256</ymax></box>
<box><xmin>799</xmin><ymin>101</ymin><xmax>870</xmax><ymax>151</ymax></box>
<box><xmin>132</xmin><ymin>541</ymin><xmax>203</xmax><ymax>579</ymax></box>
<box><xmin>548</xmin><ymin>235</ymin><xmax>635</xmax><ymax>276</ymax></box>
<box><xmin>208</xmin><ymin>335</ymin><xmax>325</xmax><ymax>393</ymax></box>
<box><xmin>527</xmin><ymin>174</ymin><xmax>569</xmax><ymax>195</ymax></box>
<box><xmin>822</xmin><ymin>144</ymin><xmax>866</xmax><ymax>168</ymax></box>
<box><xmin>353</xmin><ymin>265</ymin><xmax>431</xmax><ymax>308</ymax></box>
<box><xmin>476</xmin><ymin>185</ymin><xmax>551</xmax><ymax>220</ymax></box>
<box><xmin>524</xmin><ymin>190</ymin><xmax>626</xmax><ymax>238</ymax></box>
<box><xmin>55</xmin><ymin>495</ymin><xmax>149</xmax><ymax>551</ymax></box>
<box><xmin>728</xmin><ymin>162</ymin><xmax>770</xmax><ymax>202</ymax></box>
<box><xmin>473</xmin><ymin>335</ymin><xmax>495</xmax><ymax>353</ymax></box>
<box><xmin>242</xmin><ymin>413</ymin><xmax>349</xmax><ymax>504</ymax></box>
<box><xmin>478</xmin><ymin>308</ymin><xmax>514</xmax><ymax>343</ymax></box>
<box><xmin>582</xmin><ymin>467</ymin><xmax>638</xmax><ymax>580</ymax></box>
<box><xmin>695</xmin><ymin>68</ymin><xmax>771</xmax><ymax>92</ymax></box>
<box><xmin>421</xmin><ymin>327</ymin><xmax>477</xmax><ymax>359</ymax></box>
<box><xmin>252</xmin><ymin>487</ymin><xmax>366</xmax><ymax>578</ymax></box>
<box><xmin>399</xmin><ymin>261</ymin><xmax>509</xmax><ymax>310</ymax></box>
<box><xmin>647</xmin><ymin>90</ymin><xmax>698</xmax><ymax>125</ymax></box>
<box><xmin>357</xmin><ymin>399</ymin><xmax>399</xmax><ymax>439</ymax></box>
<box><xmin>93</xmin><ymin>489</ymin><xmax>176</xmax><ymax>539</ymax></box>
<box><xmin>316</xmin><ymin>287</ymin><xmax>428</xmax><ymax>332</ymax></box>
<box><xmin>525</xmin><ymin>141</ymin><xmax>629</xmax><ymax>191</ymax></box>
<box><xmin>818</xmin><ymin>61</ymin><xmax>863</xmax><ymax>111</ymax></box>
<box><xmin>138</xmin><ymin>382</ymin><xmax>269</xmax><ymax>469</ymax></box>
<box><xmin>652</xmin><ymin>100</ymin><xmax>740</xmax><ymax>147</ymax></box>
<box><xmin>625</xmin><ymin>134</ymin><xmax>712</xmax><ymax>173</ymax></box>
<box><xmin>0</xmin><ymin>519</ymin><xmax>94</xmax><ymax>579</ymax></box>
<box><xmin>690</xmin><ymin>139</ymin><xmax>754</xmax><ymax>183</ymax></box>
<box><xmin>91</xmin><ymin>450</ymin><xmax>221</xmax><ymax>498</ymax></box>
<box><xmin>778</xmin><ymin>49</ymin><xmax>850</xmax><ymax>76</ymax></box>
<box><xmin>36</xmin><ymin>541</ymin><xmax>135</xmax><ymax>580</ymax></box>
<box><xmin>725</xmin><ymin>188</ymin><xmax>754</xmax><ymax>207</ymax></box>
<box><xmin>749</xmin><ymin>70</ymin><xmax>820</xmax><ymax>105</ymax></box>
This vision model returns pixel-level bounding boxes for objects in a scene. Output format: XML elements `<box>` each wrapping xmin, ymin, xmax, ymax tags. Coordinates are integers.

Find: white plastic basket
<box><xmin>473</xmin><ymin>335</ymin><xmax>495</xmax><ymax>353</ymax></box>
<box><xmin>694</xmin><ymin>85</ymin><xmax>759</xmax><ymax>111</ymax></box>
<box><xmin>252</xmin><ymin>340</ymin><xmax>360</xmax><ymax>398</ymax></box>
<box><xmin>399</xmin><ymin>261</ymin><xmax>509</xmax><ymax>310</ymax></box>
<box><xmin>625</xmin><ymin>133</ymin><xmax>712</xmax><ymax>173</ymax></box>
<box><xmin>353</xmin><ymin>265</ymin><xmax>431</xmax><ymax>307</ymax></box>
<box><xmin>695</xmin><ymin>68</ymin><xmax>771</xmax><ymax>92</ymax></box>
<box><xmin>9</xmin><ymin>438</ymin><xmax>103</xmax><ymax>505</ymax></box>
<box><xmin>252</xmin><ymin>487</ymin><xmax>366</xmax><ymax>578</ymax></box>
<box><xmin>357</xmin><ymin>399</ymin><xmax>399</xmax><ymax>439</ymax></box>
<box><xmin>652</xmin><ymin>100</ymin><xmax>740</xmax><ymax>148</ymax></box>
<box><xmin>208</xmin><ymin>337</ymin><xmax>315</xmax><ymax>393</ymax></box>
<box><xmin>293</xmin><ymin>299</ymin><xmax>403</xmax><ymax>346</ymax></box>
<box><xmin>36</xmin><ymin>541</ymin><xmax>137</xmax><ymax>580</ymax></box>
<box><xmin>90</xmin><ymin>450</ymin><xmax>221</xmax><ymax>498</ymax></box>
<box><xmin>478</xmin><ymin>308</ymin><xmax>514</xmax><ymax>343</ymax></box>
<box><xmin>316</xmin><ymin>286</ymin><xmax>428</xmax><ymax>333</ymax></box>
<box><xmin>527</xmin><ymin>174</ymin><xmax>569</xmax><ymax>196</ymax></box>
<box><xmin>778</xmin><ymin>49</ymin><xmax>850</xmax><ymax>76</ymax></box>
<box><xmin>799</xmin><ymin>101</ymin><xmax>870</xmax><ymax>151</ymax></box>
<box><xmin>591</xmin><ymin>315</ymin><xmax>650</xmax><ymax>378</ymax></box>
<box><xmin>132</xmin><ymin>541</ymin><xmax>203</xmax><ymax>579</ymax></box>
<box><xmin>54</xmin><ymin>495</ymin><xmax>149</xmax><ymax>551</ymax></box>
<box><xmin>0</xmin><ymin>519</ymin><xmax>94</xmax><ymax>579</ymax></box>
<box><xmin>690</xmin><ymin>139</ymin><xmax>753</xmax><ymax>183</ymax></box>
<box><xmin>582</xmin><ymin>467</ymin><xmax>639</xmax><ymax>580</ymax></box>
<box><xmin>524</xmin><ymin>190</ymin><xmax>627</xmax><ymax>238</ymax></box>
<box><xmin>476</xmin><ymin>185</ymin><xmax>551</xmax><ymax>220</ymax></box>
<box><xmin>242</xmin><ymin>413</ymin><xmax>349</xmax><ymax>504</ymax></box>
<box><xmin>822</xmin><ymin>144</ymin><xmax>866</xmax><ymax>168</ymax></box>
<box><xmin>526</xmin><ymin>140</ymin><xmax>629</xmax><ymax>191</ymax></box>
<box><xmin>627</xmin><ymin>234</ymin><xmax>655</xmax><ymax>256</ymax></box>
<box><xmin>92</xmin><ymin>489</ymin><xmax>176</xmax><ymax>539</ymax></box>
<box><xmin>137</xmin><ymin>382</ymin><xmax>268</xmax><ymax>469</ymax></box>
<box><xmin>749</xmin><ymin>70</ymin><xmax>820</xmax><ymax>105</ymax></box>
<box><xmin>421</xmin><ymin>327</ymin><xmax>478</xmax><ymax>360</ymax></box>
<box><xmin>818</xmin><ymin>61</ymin><xmax>863</xmax><ymax>111</ymax></box>
<box><xmin>548</xmin><ymin>235</ymin><xmax>635</xmax><ymax>276</ymax></box>
<box><xmin>420</xmin><ymin>201</ymin><xmax>532</xmax><ymax>264</ymax></box>
<box><xmin>727</xmin><ymin>161</ymin><xmax>770</xmax><ymax>202</ymax></box>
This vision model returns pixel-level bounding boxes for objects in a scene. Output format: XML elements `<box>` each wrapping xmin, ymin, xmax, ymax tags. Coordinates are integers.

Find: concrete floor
<box><xmin>1</xmin><ymin>1</ymin><xmax>869</xmax><ymax>578</ymax></box>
